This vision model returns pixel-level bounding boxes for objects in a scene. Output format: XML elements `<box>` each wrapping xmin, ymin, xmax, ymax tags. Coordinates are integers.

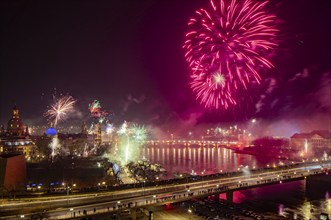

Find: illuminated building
<box><xmin>81</xmin><ymin>121</ymin><xmax>88</xmax><ymax>135</ymax></box>
<box><xmin>0</xmin><ymin>106</ymin><xmax>36</xmax><ymax>157</ymax></box>
<box><xmin>290</xmin><ymin>130</ymin><xmax>331</xmax><ymax>149</ymax></box>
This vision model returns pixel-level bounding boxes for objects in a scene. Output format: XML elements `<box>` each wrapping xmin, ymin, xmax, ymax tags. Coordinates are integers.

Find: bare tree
<box><xmin>126</xmin><ymin>159</ymin><xmax>167</xmax><ymax>182</ymax></box>
<box><xmin>29</xmin><ymin>211</ymin><xmax>49</xmax><ymax>220</ymax></box>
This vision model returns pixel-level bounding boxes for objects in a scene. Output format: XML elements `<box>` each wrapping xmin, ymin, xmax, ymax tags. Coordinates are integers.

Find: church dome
<box><xmin>7</xmin><ymin>105</ymin><xmax>25</xmax><ymax>136</ymax></box>
<box><xmin>45</xmin><ymin>127</ymin><xmax>57</xmax><ymax>136</ymax></box>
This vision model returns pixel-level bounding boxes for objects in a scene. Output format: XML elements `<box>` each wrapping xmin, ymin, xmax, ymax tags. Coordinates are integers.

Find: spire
<box><xmin>0</xmin><ymin>124</ymin><xmax>5</xmax><ymax>135</ymax></box>
<box><xmin>12</xmin><ymin>105</ymin><xmax>20</xmax><ymax>119</ymax></box>
<box><xmin>25</xmin><ymin>125</ymin><xmax>30</xmax><ymax>136</ymax></box>
<box><xmin>95</xmin><ymin>123</ymin><xmax>102</xmax><ymax>146</ymax></box>
<box><xmin>82</xmin><ymin>121</ymin><xmax>88</xmax><ymax>134</ymax></box>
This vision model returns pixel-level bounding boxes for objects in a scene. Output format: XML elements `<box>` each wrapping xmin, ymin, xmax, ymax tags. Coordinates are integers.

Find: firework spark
<box><xmin>129</xmin><ymin>124</ymin><xmax>147</xmax><ymax>142</ymax></box>
<box><xmin>89</xmin><ymin>100</ymin><xmax>102</xmax><ymax>116</ymax></box>
<box><xmin>106</xmin><ymin>123</ymin><xmax>114</xmax><ymax>134</ymax></box>
<box><xmin>117</xmin><ymin>121</ymin><xmax>128</xmax><ymax>135</ymax></box>
<box><xmin>183</xmin><ymin>0</ymin><xmax>279</xmax><ymax>109</ymax></box>
<box><xmin>44</xmin><ymin>95</ymin><xmax>76</xmax><ymax>127</ymax></box>
<box><xmin>116</xmin><ymin>122</ymin><xmax>148</xmax><ymax>163</ymax></box>
<box><xmin>89</xmin><ymin>99</ymin><xmax>110</xmax><ymax>124</ymax></box>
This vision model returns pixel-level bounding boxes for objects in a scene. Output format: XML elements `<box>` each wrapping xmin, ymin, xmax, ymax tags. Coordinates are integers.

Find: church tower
<box><xmin>7</xmin><ymin>105</ymin><xmax>25</xmax><ymax>137</ymax></box>
<box><xmin>95</xmin><ymin>123</ymin><xmax>102</xmax><ymax>146</ymax></box>
<box><xmin>1</xmin><ymin>106</ymin><xmax>36</xmax><ymax>157</ymax></box>
<box><xmin>0</xmin><ymin>125</ymin><xmax>5</xmax><ymax>136</ymax></box>
<box><xmin>81</xmin><ymin>121</ymin><xmax>88</xmax><ymax>135</ymax></box>
<box><xmin>25</xmin><ymin>125</ymin><xmax>30</xmax><ymax>136</ymax></box>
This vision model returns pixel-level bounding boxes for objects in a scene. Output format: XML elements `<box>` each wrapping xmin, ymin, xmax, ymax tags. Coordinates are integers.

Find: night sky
<box><xmin>1</xmin><ymin>0</ymin><xmax>330</xmax><ymax>134</ymax></box>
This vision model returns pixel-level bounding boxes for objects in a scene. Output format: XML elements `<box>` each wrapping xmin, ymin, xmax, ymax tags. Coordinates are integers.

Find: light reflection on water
<box><xmin>226</xmin><ymin>177</ymin><xmax>330</xmax><ymax>219</ymax></box>
<box><xmin>141</xmin><ymin>144</ymin><xmax>331</xmax><ymax>219</ymax></box>
<box><xmin>141</xmin><ymin>144</ymin><xmax>280</xmax><ymax>176</ymax></box>
<box><xmin>234</xmin><ymin>180</ymin><xmax>331</xmax><ymax>220</ymax></box>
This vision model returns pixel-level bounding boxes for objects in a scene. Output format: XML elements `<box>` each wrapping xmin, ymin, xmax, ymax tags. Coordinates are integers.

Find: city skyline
<box><xmin>1</xmin><ymin>0</ymin><xmax>330</xmax><ymax>132</ymax></box>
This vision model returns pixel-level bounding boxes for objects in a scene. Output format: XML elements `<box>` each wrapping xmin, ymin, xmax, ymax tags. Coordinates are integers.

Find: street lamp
<box><xmin>66</xmin><ymin>186</ymin><xmax>71</xmax><ymax>206</ymax></box>
<box><xmin>142</xmin><ymin>181</ymin><xmax>146</xmax><ymax>195</ymax></box>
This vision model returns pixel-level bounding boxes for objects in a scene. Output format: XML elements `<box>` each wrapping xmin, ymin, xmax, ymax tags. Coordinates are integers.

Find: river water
<box><xmin>142</xmin><ymin>144</ymin><xmax>331</xmax><ymax>219</ymax></box>
<box><xmin>141</xmin><ymin>144</ymin><xmax>281</xmax><ymax>175</ymax></box>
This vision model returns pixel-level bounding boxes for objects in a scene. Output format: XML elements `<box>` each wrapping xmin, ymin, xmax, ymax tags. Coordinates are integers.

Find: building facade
<box><xmin>290</xmin><ymin>130</ymin><xmax>331</xmax><ymax>149</ymax></box>
<box><xmin>0</xmin><ymin>106</ymin><xmax>36</xmax><ymax>157</ymax></box>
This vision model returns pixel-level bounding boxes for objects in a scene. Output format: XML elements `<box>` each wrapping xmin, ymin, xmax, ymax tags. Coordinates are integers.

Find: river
<box><xmin>142</xmin><ymin>144</ymin><xmax>331</xmax><ymax>219</ymax></box>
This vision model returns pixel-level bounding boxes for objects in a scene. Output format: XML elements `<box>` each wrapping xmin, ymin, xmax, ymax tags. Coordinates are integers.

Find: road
<box><xmin>1</xmin><ymin>161</ymin><xmax>330</xmax><ymax>219</ymax></box>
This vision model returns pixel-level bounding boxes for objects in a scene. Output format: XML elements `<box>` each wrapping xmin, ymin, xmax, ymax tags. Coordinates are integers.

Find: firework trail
<box><xmin>183</xmin><ymin>0</ymin><xmax>279</xmax><ymax>109</ymax></box>
<box><xmin>44</xmin><ymin>94</ymin><xmax>76</xmax><ymax>161</ymax></box>
<box><xmin>49</xmin><ymin>134</ymin><xmax>61</xmax><ymax>158</ymax></box>
<box><xmin>44</xmin><ymin>95</ymin><xmax>76</xmax><ymax>127</ymax></box>
<box><xmin>116</xmin><ymin>122</ymin><xmax>148</xmax><ymax>163</ymax></box>
<box><xmin>117</xmin><ymin>121</ymin><xmax>130</xmax><ymax>162</ymax></box>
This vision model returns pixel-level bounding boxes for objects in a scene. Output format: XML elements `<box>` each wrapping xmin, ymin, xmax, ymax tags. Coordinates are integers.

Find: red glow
<box><xmin>183</xmin><ymin>0</ymin><xmax>279</xmax><ymax>109</ymax></box>
<box><xmin>165</xmin><ymin>203</ymin><xmax>173</xmax><ymax>210</ymax></box>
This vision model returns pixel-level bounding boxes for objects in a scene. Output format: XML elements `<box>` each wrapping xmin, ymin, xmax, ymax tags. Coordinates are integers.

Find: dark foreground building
<box><xmin>0</xmin><ymin>154</ymin><xmax>26</xmax><ymax>191</ymax></box>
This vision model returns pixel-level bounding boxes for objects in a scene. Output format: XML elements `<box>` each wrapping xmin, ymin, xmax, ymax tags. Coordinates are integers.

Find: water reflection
<box><xmin>141</xmin><ymin>144</ymin><xmax>331</xmax><ymax>218</ymax></box>
<box><xmin>232</xmin><ymin>180</ymin><xmax>331</xmax><ymax>219</ymax></box>
<box><xmin>141</xmin><ymin>144</ymin><xmax>279</xmax><ymax>178</ymax></box>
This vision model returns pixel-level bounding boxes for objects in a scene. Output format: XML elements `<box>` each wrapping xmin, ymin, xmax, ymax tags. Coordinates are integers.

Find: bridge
<box><xmin>145</xmin><ymin>139</ymin><xmax>240</xmax><ymax>147</ymax></box>
<box><xmin>1</xmin><ymin>160</ymin><xmax>330</xmax><ymax>219</ymax></box>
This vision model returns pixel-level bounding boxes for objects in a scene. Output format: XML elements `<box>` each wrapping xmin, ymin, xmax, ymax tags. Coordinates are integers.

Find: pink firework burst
<box><xmin>44</xmin><ymin>95</ymin><xmax>76</xmax><ymax>127</ymax></box>
<box><xmin>183</xmin><ymin>0</ymin><xmax>279</xmax><ymax>109</ymax></box>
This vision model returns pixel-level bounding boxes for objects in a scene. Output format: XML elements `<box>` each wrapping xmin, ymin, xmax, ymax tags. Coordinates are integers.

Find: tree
<box><xmin>252</xmin><ymin>136</ymin><xmax>289</xmax><ymax>148</ymax></box>
<box><xmin>101</xmin><ymin>159</ymin><xmax>123</xmax><ymax>185</ymax></box>
<box><xmin>126</xmin><ymin>159</ymin><xmax>167</xmax><ymax>183</ymax></box>
<box><xmin>29</xmin><ymin>211</ymin><xmax>49</xmax><ymax>220</ymax></box>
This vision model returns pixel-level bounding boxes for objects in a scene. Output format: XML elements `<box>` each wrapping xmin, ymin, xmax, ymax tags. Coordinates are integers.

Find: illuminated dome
<box><xmin>45</xmin><ymin>127</ymin><xmax>57</xmax><ymax>136</ymax></box>
<box><xmin>7</xmin><ymin>105</ymin><xmax>25</xmax><ymax>136</ymax></box>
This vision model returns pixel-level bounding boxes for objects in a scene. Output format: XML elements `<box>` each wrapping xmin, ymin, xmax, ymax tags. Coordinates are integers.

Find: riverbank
<box><xmin>233</xmin><ymin>146</ymin><xmax>298</xmax><ymax>161</ymax></box>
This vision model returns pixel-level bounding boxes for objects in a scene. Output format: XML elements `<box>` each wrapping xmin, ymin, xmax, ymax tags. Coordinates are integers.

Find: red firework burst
<box><xmin>183</xmin><ymin>0</ymin><xmax>279</xmax><ymax>109</ymax></box>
